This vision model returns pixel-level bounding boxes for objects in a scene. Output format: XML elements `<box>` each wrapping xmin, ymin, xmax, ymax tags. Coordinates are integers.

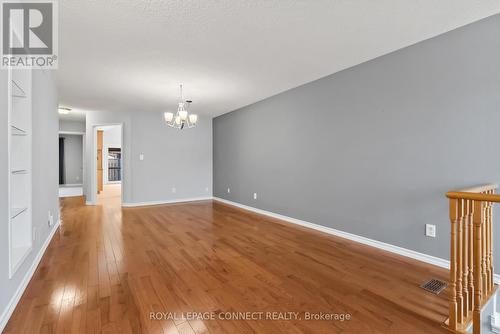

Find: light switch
<box><xmin>139</xmin><ymin>154</ymin><xmax>144</xmax><ymax>161</ymax></box>
<box><xmin>48</xmin><ymin>211</ymin><xmax>53</xmax><ymax>226</ymax></box>
<box><xmin>425</xmin><ymin>224</ymin><xmax>436</xmax><ymax>238</ymax></box>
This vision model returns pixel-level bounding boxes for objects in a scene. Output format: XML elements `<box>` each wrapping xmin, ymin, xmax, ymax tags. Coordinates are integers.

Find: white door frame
<box><xmin>89</xmin><ymin>123</ymin><xmax>124</xmax><ymax>205</ymax></box>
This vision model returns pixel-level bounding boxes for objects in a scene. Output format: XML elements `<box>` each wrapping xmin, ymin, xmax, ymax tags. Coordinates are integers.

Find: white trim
<box><xmin>60</xmin><ymin>183</ymin><xmax>83</xmax><ymax>187</ymax></box>
<box><xmin>122</xmin><ymin>197</ymin><xmax>212</xmax><ymax>208</ymax></box>
<box><xmin>213</xmin><ymin>197</ymin><xmax>500</xmax><ymax>283</ymax></box>
<box><xmin>0</xmin><ymin>219</ymin><xmax>61</xmax><ymax>333</ymax></box>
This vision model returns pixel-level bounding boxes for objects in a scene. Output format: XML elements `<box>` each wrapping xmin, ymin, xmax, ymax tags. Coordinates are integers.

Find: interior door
<box><xmin>97</xmin><ymin>130</ymin><xmax>103</xmax><ymax>193</ymax></box>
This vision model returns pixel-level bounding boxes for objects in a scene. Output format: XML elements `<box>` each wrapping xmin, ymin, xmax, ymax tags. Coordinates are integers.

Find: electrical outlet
<box><xmin>425</xmin><ymin>224</ymin><xmax>436</xmax><ymax>237</ymax></box>
<box><xmin>253</xmin><ymin>193</ymin><xmax>257</xmax><ymax>200</ymax></box>
<box><xmin>139</xmin><ymin>154</ymin><xmax>144</xmax><ymax>161</ymax></box>
<box><xmin>205</xmin><ymin>187</ymin><xmax>209</xmax><ymax>193</ymax></box>
<box><xmin>227</xmin><ymin>188</ymin><xmax>230</xmax><ymax>194</ymax></box>
<box><xmin>172</xmin><ymin>187</ymin><xmax>176</xmax><ymax>193</ymax></box>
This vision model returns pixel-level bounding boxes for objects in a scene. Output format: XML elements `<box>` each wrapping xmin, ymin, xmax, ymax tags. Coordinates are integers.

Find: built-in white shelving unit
<box><xmin>7</xmin><ymin>56</ymin><xmax>33</xmax><ymax>278</ymax></box>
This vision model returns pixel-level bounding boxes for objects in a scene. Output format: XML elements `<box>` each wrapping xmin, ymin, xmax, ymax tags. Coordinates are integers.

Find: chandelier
<box><xmin>164</xmin><ymin>84</ymin><xmax>198</xmax><ymax>129</ymax></box>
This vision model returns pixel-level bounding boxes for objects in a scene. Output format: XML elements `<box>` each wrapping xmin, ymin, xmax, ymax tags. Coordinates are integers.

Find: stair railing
<box><xmin>445</xmin><ymin>184</ymin><xmax>498</xmax><ymax>334</ymax></box>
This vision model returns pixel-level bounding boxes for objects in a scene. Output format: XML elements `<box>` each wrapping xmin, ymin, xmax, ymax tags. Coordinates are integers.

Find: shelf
<box><xmin>8</xmin><ymin>67</ymin><xmax>32</xmax><ymax>279</ymax></box>
<box><xmin>11</xmin><ymin>80</ymin><xmax>27</xmax><ymax>98</ymax></box>
<box><xmin>11</xmin><ymin>207</ymin><xmax>27</xmax><ymax>219</ymax></box>
<box><xmin>11</xmin><ymin>125</ymin><xmax>27</xmax><ymax>136</ymax></box>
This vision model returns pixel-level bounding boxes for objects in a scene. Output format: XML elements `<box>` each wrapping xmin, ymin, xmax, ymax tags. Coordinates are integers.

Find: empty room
<box><xmin>2</xmin><ymin>1</ymin><xmax>500</xmax><ymax>333</ymax></box>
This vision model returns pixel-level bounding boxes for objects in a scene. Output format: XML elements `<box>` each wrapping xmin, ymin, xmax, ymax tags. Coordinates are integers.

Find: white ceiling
<box><xmin>58</xmin><ymin>0</ymin><xmax>500</xmax><ymax>117</ymax></box>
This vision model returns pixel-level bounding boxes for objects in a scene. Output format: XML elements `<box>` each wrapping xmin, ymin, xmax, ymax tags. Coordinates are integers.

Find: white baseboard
<box><xmin>0</xmin><ymin>219</ymin><xmax>61</xmax><ymax>333</ymax></box>
<box><xmin>60</xmin><ymin>183</ymin><xmax>83</xmax><ymax>187</ymax></box>
<box><xmin>213</xmin><ymin>197</ymin><xmax>500</xmax><ymax>284</ymax></box>
<box><xmin>122</xmin><ymin>196</ymin><xmax>212</xmax><ymax>208</ymax></box>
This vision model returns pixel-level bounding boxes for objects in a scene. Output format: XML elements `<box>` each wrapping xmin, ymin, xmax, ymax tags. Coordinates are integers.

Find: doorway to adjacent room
<box><xmin>94</xmin><ymin>124</ymin><xmax>123</xmax><ymax>205</ymax></box>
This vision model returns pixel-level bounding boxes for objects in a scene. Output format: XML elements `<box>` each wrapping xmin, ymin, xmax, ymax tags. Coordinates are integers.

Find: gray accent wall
<box><xmin>214</xmin><ymin>14</ymin><xmax>500</xmax><ymax>267</ymax></box>
<box><xmin>0</xmin><ymin>70</ymin><xmax>59</xmax><ymax>329</ymax></box>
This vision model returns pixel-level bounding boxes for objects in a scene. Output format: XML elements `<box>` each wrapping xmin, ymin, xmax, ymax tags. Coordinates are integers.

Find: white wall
<box><xmin>60</xmin><ymin>134</ymin><xmax>83</xmax><ymax>185</ymax></box>
<box><xmin>0</xmin><ymin>69</ymin><xmax>59</xmax><ymax>330</ymax></box>
<box><xmin>59</xmin><ymin>119</ymin><xmax>85</xmax><ymax>133</ymax></box>
<box><xmin>101</xmin><ymin>126</ymin><xmax>121</xmax><ymax>184</ymax></box>
<box><xmin>85</xmin><ymin>110</ymin><xmax>212</xmax><ymax>205</ymax></box>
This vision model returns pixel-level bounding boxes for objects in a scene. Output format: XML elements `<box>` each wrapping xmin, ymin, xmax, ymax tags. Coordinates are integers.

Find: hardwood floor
<box><xmin>97</xmin><ymin>184</ymin><xmax>122</xmax><ymax>205</ymax></box>
<box><xmin>3</xmin><ymin>196</ymin><xmax>450</xmax><ymax>333</ymax></box>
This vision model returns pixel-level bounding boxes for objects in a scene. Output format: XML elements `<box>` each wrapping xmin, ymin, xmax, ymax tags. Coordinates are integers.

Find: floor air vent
<box><xmin>420</xmin><ymin>278</ymin><xmax>447</xmax><ymax>294</ymax></box>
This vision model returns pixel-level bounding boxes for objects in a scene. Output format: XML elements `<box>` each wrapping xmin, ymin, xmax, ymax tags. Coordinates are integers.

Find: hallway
<box><xmin>97</xmin><ymin>184</ymin><xmax>122</xmax><ymax>205</ymax></box>
<box><xmin>3</xmin><ymin>197</ymin><xmax>450</xmax><ymax>333</ymax></box>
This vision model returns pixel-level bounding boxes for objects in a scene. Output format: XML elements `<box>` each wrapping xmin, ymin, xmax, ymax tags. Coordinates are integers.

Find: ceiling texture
<box><xmin>58</xmin><ymin>0</ymin><xmax>500</xmax><ymax>117</ymax></box>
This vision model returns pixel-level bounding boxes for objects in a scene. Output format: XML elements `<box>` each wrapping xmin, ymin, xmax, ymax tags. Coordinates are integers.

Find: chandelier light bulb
<box><xmin>164</xmin><ymin>112</ymin><xmax>174</xmax><ymax>122</ymax></box>
<box><xmin>189</xmin><ymin>114</ymin><xmax>198</xmax><ymax>124</ymax></box>
<box><xmin>179</xmin><ymin>110</ymin><xmax>188</xmax><ymax>121</ymax></box>
<box><xmin>175</xmin><ymin>116</ymin><xmax>181</xmax><ymax>125</ymax></box>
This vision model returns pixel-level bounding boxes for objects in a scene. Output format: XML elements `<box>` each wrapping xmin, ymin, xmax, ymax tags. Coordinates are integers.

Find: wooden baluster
<box><xmin>456</xmin><ymin>199</ymin><xmax>464</xmax><ymax>323</ymax></box>
<box><xmin>449</xmin><ymin>199</ymin><xmax>458</xmax><ymax>330</ymax></box>
<box><xmin>487</xmin><ymin>191</ymin><xmax>493</xmax><ymax>292</ymax></box>
<box><xmin>484</xmin><ymin>192</ymin><xmax>490</xmax><ymax>295</ymax></box>
<box><xmin>482</xmin><ymin>197</ymin><xmax>488</xmax><ymax>297</ymax></box>
<box><xmin>489</xmin><ymin>192</ymin><xmax>494</xmax><ymax>291</ymax></box>
<box><xmin>473</xmin><ymin>200</ymin><xmax>483</xmax><ymax>334</ymax></box>
<box><xmin>462</xmin><ymin>199</ymin><xmax>470</xmax><ymax>319</ymax></box>
<box><xmin>468</xmin><ymin>200</ymin><xmax>475</xmax><ymax>311</ymax></box>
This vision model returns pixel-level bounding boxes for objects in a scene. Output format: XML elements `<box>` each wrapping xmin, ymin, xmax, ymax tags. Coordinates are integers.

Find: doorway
<box><xmin>58</xmin><ymin>132</ymin><xmax>85</xmax><ymax>197</ymax></box>
<box><xmin>94</xmin><ymin>125</ymin><xmax>123</xmax><ymax>205</ymax></box>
